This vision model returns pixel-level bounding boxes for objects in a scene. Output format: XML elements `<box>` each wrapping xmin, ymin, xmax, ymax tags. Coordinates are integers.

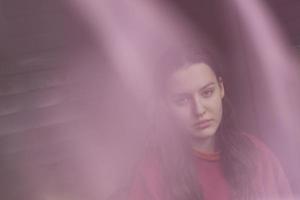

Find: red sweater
<box><xmin>128</xmin><ymin>134</ymin><xmax>293</xmax><ymax>200</ymax></box>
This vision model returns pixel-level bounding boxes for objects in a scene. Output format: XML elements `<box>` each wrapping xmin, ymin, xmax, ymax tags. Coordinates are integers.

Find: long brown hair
<box><xmin>152</xmin><ymin>44</ymin><xmax>259</xmax><ymax>200</ymax></box>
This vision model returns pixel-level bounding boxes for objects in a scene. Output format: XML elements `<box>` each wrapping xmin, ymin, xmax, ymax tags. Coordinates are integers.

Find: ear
<box><xmin>218</xmin><ymin>77</ymin><xmax>225</xmax><ymax>99</ymax></box>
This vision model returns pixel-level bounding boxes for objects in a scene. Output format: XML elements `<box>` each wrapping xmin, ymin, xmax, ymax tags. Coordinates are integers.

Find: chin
<box><xmin>191</xmin><ymin>128</ymin><xmax>216</xmax><ymax>140</ymax></box>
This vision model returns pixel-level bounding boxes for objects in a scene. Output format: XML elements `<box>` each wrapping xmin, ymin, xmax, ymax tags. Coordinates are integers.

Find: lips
<box><xmin>193</xmin><ymin>119</ymin><xmax>213</xmax><ymax>129</ymax></box>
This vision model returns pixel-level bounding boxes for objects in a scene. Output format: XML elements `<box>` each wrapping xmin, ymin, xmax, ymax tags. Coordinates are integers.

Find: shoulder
<box><xmin>242</xmin><ymin>133</ymin><xmax>294</xmax><ymax>199</ymax></box>
<box><xmin>242</xmin><ymin>132</ymin><xmax>277</xmax><ymax>159</ymax></box>
<box><xmin>134</xmin><ymin>149</ymin><xmax>163</xmax><ymax>177</ymax></box>
<box><xmin>242</xmin><ymin>132</ymin><xmax>267</xmax><ymax>149</ymax></box>
<box><xmin>128</xmin><ymin>150</ymin><xmax>165</xmax><ymax>200</ymax></box>
<box><xmin>242</xmin><ymin>133</ymin><xmax>284</xmax><ymax>173</ymax></box>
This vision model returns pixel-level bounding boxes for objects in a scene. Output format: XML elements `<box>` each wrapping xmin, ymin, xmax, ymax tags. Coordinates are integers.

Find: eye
<box><xmin>201</xmin><ymin>88</ymin><xmax>215</xmax><ymax>98</ymax></box>
<box><xmin>172</xmin><ymin>95</ymin><xmax>191</xmax><ymax>106</ymax></box>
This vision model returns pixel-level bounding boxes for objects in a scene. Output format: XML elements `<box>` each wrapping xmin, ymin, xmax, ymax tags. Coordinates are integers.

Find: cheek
<box><xmin>168</xmin><ymin>105</ymin><xmax>192</xmax><ymax>124</ymax></box>
<box><xmin>210</xmin><ymin>98</ymin><xmax>223</xmax><ymax>121</ymax></box>
<box><xmin>216</xmin><ymin>104</ymin><xmax>223</xmax><ymax>121</ymax></box>
<box><xmin>205</xmin><ymin>95</ymin><xmax>222</xmax><ymax>112</ymax></box>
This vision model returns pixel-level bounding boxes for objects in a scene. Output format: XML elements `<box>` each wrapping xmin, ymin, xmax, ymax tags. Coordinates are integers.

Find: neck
<box><xmin>191</xmin><ymin>136</ymin><xmax>216</xmax><ymax>154</ymax></box>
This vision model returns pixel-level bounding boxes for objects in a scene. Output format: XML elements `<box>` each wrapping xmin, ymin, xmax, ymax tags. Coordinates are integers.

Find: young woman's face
<box><xmin>165</xmin><ymin>63</ymin><xmax>224</xmax><ymax>140</ymax></box>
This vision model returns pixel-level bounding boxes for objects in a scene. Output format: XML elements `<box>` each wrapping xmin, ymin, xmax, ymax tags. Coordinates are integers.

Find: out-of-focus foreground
<box><xmin>0</xmin><ymin>0</ymin><xmax>300</xmax><ymax>199</ymax></box>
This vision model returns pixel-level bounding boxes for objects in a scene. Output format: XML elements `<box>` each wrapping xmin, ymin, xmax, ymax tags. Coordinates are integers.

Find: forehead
<box><xmin>167</xmin><ymin>63</ymin><xmax>217</xmax><ymax>93</ymax></box>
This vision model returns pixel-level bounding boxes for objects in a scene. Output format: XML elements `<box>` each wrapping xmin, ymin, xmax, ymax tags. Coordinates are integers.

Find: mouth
<box><xmin>193</xmin><ymin>119</ymin><xmax>213</xmax><ymax>130</ymax></box>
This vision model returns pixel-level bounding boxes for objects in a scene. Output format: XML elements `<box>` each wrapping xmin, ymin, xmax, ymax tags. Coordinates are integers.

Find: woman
<box><xmin>128</xmin><ymin>46</ymin><xmax>294</xmax><ymax>200</ymax></box>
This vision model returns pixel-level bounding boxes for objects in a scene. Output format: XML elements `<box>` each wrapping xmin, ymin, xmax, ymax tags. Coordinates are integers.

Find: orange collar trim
<box><xmin>192</xmin><ymin>149</ymin><xmax>220</xmax><ymax>161</ymax></box>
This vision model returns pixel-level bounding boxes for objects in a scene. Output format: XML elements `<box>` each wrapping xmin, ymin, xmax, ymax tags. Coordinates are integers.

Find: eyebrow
<box><xmin>171</xmin><ymin>82</ymin><xmax>216</xmax><ymax>97</ymax></box>
<box><xmin>200</xmin><ymin>82</ymin><xmax>216</xmax><ymax>91</ymax></box>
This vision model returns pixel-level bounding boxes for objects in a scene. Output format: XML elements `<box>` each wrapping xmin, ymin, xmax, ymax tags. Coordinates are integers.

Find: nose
<box><xmin>192</xmin><ymin>95</ymin><xmax>206</xmax><ymax>117</ymax></box>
